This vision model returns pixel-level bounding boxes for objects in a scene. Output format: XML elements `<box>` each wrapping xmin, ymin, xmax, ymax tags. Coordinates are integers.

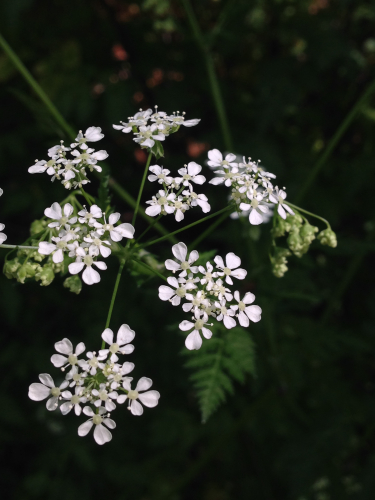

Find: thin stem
<box><xmin>141</xmin><ymin>206</ymin><xmax>232</xmax><ymax>249</ymax></box>
<box><xmin>131</xmin><ymin>257</ymin><xmax>168</xmax><ymax>282</ymax></box>
<box><xmin>296</xmin><ymin>76</ymin><xmax>375</xmax><ymax>203</ymax></box>
<box><xmin>102</xmin><ymin>259</ymin><xmax>126</xmax><ymax>348</ymax></box>
<box><xmin>132</xmin><ymin>152</ymin><xmax>153</xmax><ymax>227</ymax></box>
<box><xmin>0</xmin><ymin>244</ymin><xmax>39</xmax><ymax>250</ymax></box>
<box><xmin>189</xmin><ymin>211</ymin><xmax>229</xmax><ymax>249</ymax></box>
<box><xmin>80</xmin><ymin>188</ymin><xmax>93</xmax><ymax>207</ymax></box>
<box><xmin>286</xmin><ymin>202</ymin><xmax>331</xmax><ymax>228</ymax></box>
<box><xmin>180</xmin><ymin>0</ymin><xmax>233</xmax><ymax>151</ymax></box>
<box><xmin>135</xmin><ymin>214</ymin><xmax>163</xmax><ymax>244</ymax></box>
<box><xmin>0</xmin><ymin>32</ymin><xmax>76</xmax><ymax>139</ymax></box>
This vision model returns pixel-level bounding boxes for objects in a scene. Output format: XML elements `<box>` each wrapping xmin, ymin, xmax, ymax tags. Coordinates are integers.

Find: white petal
<box><xmin>78</xmin><ymin>420</ymin><xmax>94</xmax><ymax>437</ymax></box>
<box><xmin>166</xmin><ymin>276</ymin><xmax>179</xmax><ymax>288</ymax></box>
<box><xmin>223</xmin><ymin>315</ymin><xmax>236</xmax><ymax>329</ymax></box>
<box><xmin>249</xmin><ymin>209</ymin><xmax>264</xmax><ymax>225</ymax></box>
<box><xmin>103</xmin><ymin>418</ymin><xmax>116</xmax><ymax>430</ymax></box>
<box><xmin>28</xmin><ymin>383</ymin><xmax>50</xmax><ymax>401</ymax></box>
<box><xmin>238</xmin><ymin>311</ymin><xmax>250</xmax><ymax>327</ymax></box>
<box><xmin>207</xmin><ymin>149</ymin><xmax>222</xmax><ymax>163</ymax></box>
<box><xmin>46</xmin><ymin>396</ymin><xmax>59</xmax><ymax>411</ymax></box>
<box><xmin>68</xmin><ymin>262</ymin><xmax>85</xmax><ymax>275</ymax></box>
<box><xmin>93</xmin><ymin>261</ymin><xmax>107</xmax><ymax>270</ymax></box>
<box><xmin>185</xmin><ymin>330</ymin><xmax>202</xmax><ymax>350</ymax></box>
<box><xmin>82</xmin><ymin>266</ymin><xmax>100</xmax><ymax>285</ymax></box>
<box><xmin>92</xmin><ymin>150</ymin><xmax>108</xmax><ymax>161</ymax></box>
<box><xmin>188</xmin><ymin>250</ymin><xmax>199</xmax><ymax>264</ymax></box>
<box><xmin>60</xmin><ymin>402</ymin><xmax>73</xmax><ymax>415</ymax></box>
<box><xmin>85</xmin><ymin>126</ymin><xmax>104</xmax><ymax>142</ymax></box>
<box><xmin>52</xmin><ymin>248</ymin><xmax>64</xmax><ymax>263</ymax></box>
<box><xmin>172</xmin><ymin>242</ymin><xmax>187</xmax><ymax>262</ymax></box>
<box><xmin>187</xmin><ymin>162</ymin><xmax>202</xmax><ymax>176</ymax></box>
<box><xmin>214</xmin><ymin>255</ymin><xmax>225</xmax><ymax>269</ymax></box>
<box><xmin>117</xmin><ymin>324</ymin><xmax>135</xmax><ymax>345</ymax></box>
<box><xmin>63</xmin><ymin>203</ymin><xmax>74</xmax><ymax>217</ymax></box>
<box><xmin>90</xmin><ymin>204</ymin><xmax>102</xmax><ymax>218</ymax></box>
<box><xmin>44</xmin><ymin>202</ymin><xmax>62</xmax><ymax>220</ymax></box>
<box><xmin>245</xmin><ymin>305</ymin><xmax>262</xmax><ymax>322</ymax></box>
<box><xmin>202</xmin><ymin>327</ymin><xmax>212</xmax><ymax>339</ymax></box>
<box><xmin>138</xmin><ymin>390</ymin><xmax>160</xmax><ymax>408</ymax></box>
<box><xmin>108</xmin><ymin>212</ymin><xmax>120</xmax><ymax>225</ymax></box>
<box><xmin>121</xmin><ymin>362</ymin><xmax>135</xmax><ymax>375</ymax></box>
<box><xmin>117</xmin><ymin>395</ymin><xmax>127</xmax><ymax>404</ymax></box>
<box><xmin>165</xmin><ymin>259</ymin><xmax>180</xmax><ymax>272</ymax></box>
<box><xmin>101</xmin><ymin>328</ymin><xmax>114</xmax><ymax>345</ymax></box>
<box><xmin>38</xmin><ymin>242</ymin><xmax>56</xmax><ymax>255</ymax></box>
<box><xmin>158</xmin><ymin>285</ymin><xmax>175</xmax><ymax>301</ymax></box>
<box><xmin>179</xmin><ymin>320</ymin><xmax>194</xmax><ymax>332</ymax></box>
<box><xmin>115</xmin><ymin>223</ymin><xmax>135</xmax><ymax>239</ymax></box>
<box><xmin>209</xmin><ymin>177</ymin><xmax>225</xmax><ymax>185</ymax></box>
<box><xmin>226</xmin><ymin>252</ymin><xmax>241</xmax><ymax>269</ymax></box>
<box><xmin>243</xmin><ymin>292</ymin><xmax>255</xmax><ymax>304</ymax></box>
<box><xmin>135</xmin><ymin>377</ymin><xmax>153</xmax><ymax>392</ymax></box>
<box><xmin>38</xmin><ymin>373</ymin><xmax>55</xmax><ymax>388</ymax></box>
<box><xmin>83</xmin><ymin>406</ymin><xmax>94</xmax><ymax>416</ymax></box>
<box><xmin>130</xmin><ymin>400</ymin><xmax>144</xmax><ymax>416</ymax></box>
<box><xmin>145</xmin><ymin>205</ymin><xmax>161</xmax><ymax>217</ymax></box>
<box><xmin>277</xmin><ymin>204</ymin><xmax>286</xmax><ymax>219</ymax></box>
<box><xmin>75</xmin><ymin>342</ymin><xmax>86</xmax><ymax>356</ymax></box>
<box><xmin>50</xmin><ymin>354</ymin><xmax>67</xmax><ymax>368</ymax></box>
<box><xmin>231</xmin><ymin>268</ymin><xmax>247</xmax><ymax>280</ymax></box>
<box><xmin>54</xmin><ymin>338</ymin><xmax>73</xmax><ymax>355</ymax></box>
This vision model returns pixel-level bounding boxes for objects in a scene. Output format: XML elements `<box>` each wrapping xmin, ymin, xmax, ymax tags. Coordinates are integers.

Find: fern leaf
<box><xmin>183</xmin><ymin>326</ymin><xmax>256</xmax><ymax>423</ymax></box>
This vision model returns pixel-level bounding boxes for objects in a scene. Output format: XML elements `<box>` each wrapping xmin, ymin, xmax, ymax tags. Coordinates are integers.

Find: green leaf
<box><xmin>151</xmin><ymin>140</ymin><xmax>164</xmax><ymax>159</ymax></box>
<box><xmin>182</xmin><ymin>326</ymin><xmax>256</xmax><ymax>423</ymax></box>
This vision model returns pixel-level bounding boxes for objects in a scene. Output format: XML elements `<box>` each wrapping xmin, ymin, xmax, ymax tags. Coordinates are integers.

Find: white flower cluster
<box><xmin>158</xmin><ymin>242</ymin><xmax>262</xmax><ymax>350</ymax></box>
<box><xmin>207</xmin><ymin>149</ymin><xmax>294</xmax><ymax>225</ymax></box>
<box><xmin>38</xmin><ymin>201</ymin><xmax>134</xmax><ymax>285</ymax></box>
<box><xmin>0</xmin><ymin>188</ymin><xmax>6</xmax><ymax>245</ymax></box>
<box><xmin>145</xmin><ymin>162</ymin><xmax>210</xmax><ymax>222</ymax></box>
<box><xmin>28</xmin><ymin>325</ymin><xmax>160</xmax><ymax>445</ymax></box>
<box><xmin>112</xmin><ymin>106</ymin><xmax>200</xmax><ymax>149</ymax></box>
<box><xmin>28</xmin><ymin>127</ymin><xmax>108</xmax><ymax>190</ymax></box>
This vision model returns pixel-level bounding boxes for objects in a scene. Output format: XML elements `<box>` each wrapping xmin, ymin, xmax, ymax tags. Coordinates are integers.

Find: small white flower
<box><xmin>214</xmin><ymin>253</ymin><xmax>247</xmax><ymax>285</ymax></box>
<box><xmin>184</xmin><ymin>188</ymin><xmax>211</xmax><ymax>213</ymax></box>
<box><xmin>78</xmin><ymin>204</ymin><xmax>103</xmax><ymax>226</ymax></box>
<box><xmin>230</xmin><ymin>291</ymin><xmax>262</xmax><ymax>327</ymax></box>
<box><xmin>179</xmin><ymin>310</ymin><xmax>213</xmax><ymax>350</ymax></box>
<box><xmin>44</xmin><ymin>202</ymin><xmax>77</xmax><ymax>229</ymax></box>
<box><xmin>198</xmin><ymin>262</ymin><xmax>215</xmax><ymax>290</ymax></box>
<box><xmin>60</xmin><ymin>387</ymin><xmax>87</xmax><ymax>416</ymax></box>
<box><xmin>28</xmin><ymin>159</ymin><xmax>56</xmax><ymax>175</ymax></box>
<box><xmin>28</xmin><ymin>374</ymin><xmax>69</xmax><ymax>411</ymax></box>
<box><xmin>117</xmin><ymin>377</ymin><xmax>160</xmax><ymax>415</ymax></box>
<box><xmin>78</xmin><ymin>351</ymin><xmax>105</xmax><ymax>375</ymax></box>
<box><xmin>71</xmin><ymin>148</ymin><xmax>108</xmax><ymax>170</ymax></box>
<box><xmin>0</xmin><ymin>223</ymin><xmax>6</xmax><ymax>245</ymax></box>
<box><xmin>50</xmin><ymin>338</ymin><xmax>86</xmax><ymax>371</ymax></box>
<box><xmin>100</xmin><ymin>213</ymin><xmax>135</xmax><ymax>242</ymax></box>
<box><xmin>108</xmin><ymin>362</ymin><xmax>134</xmax><ymax>390</ymax></box>
<box><xmin>65</xmin><ymin>366</ymin><xmax>87</xmax><ymax>387</ymax></box>
<box><xmin>134</xmin><ymin>124</ymin><xmax>165</xmax><ymax>148</ymax></box>
<box><xmin>158</xmin><ymin>276</ymin><xmax>196</xmax><ymax>306</ymax></box>
<box><xmin>268</xmin><ymin>187</ymin><xmax>294</xmax><ymax>219</ymax></box>
<box><xmin>165</xmin><ymin>242</ymin><xmax>199</xmax><ymax>277</ymax></box>
<box><xmin>181</xmin><ymin>290</ymin><xmax>210</xmax><ymax>313</ymax></box>
<box><xmin>84</xmin><ymin>232</ymin><xmax>111</xmax><ymax>258</ymax></box>
<box><xmin>148</xmin><ymin>165</ymin><xmax>173</xmax><ymax>185</ymax></box>
<box><xmin>240</xmin><ymin>195</ymin><xmax>270</xmax><ymax>226</ymax></box>
<box><xmin>211</xmin><ymin>278</ymin><xmax>233</xmax><ymax>302</ymax></box>
<box><xmin>177</xmin><ymin>162</ymin><xmax>206</xmax><ymax>186</ymax></box>
<box><xmin>78</xmin><ymin>406</ymin><xmax>116</xmax><ymax>445</ymax></box>
<box><xmin>99</xmin><ymin>324</ymin><xmax>135</xmax><ymax>362</ymax></box>
<box><xmin>38</xmin><ymin>234</ymin><xmax>73</xmax><ymax>263</ymax></box>
<box><xmin>145</xmin><ymin>190</ymin><xmax>176</xmax><ymax>217</ymax></box>
<box><xmin>91</xmin><ymin>383</ymin><xmax>118</xmax><ymax>412</ymax></box>
<box><xmin>73</xmin><ymin>126</ymin><xmax>104</xmax><ymax>149</ymax></box>
<box><xmin>167</xmin><ymin>112</ymin><xmax>200</xmax><ymax>128</ymax></box>
<box><xmin>171</xmin><ymin>196</ymin><xmax>189</xmax><ymax>222</ymax></box>
<box><xmin>215</xmin><ymin>298</ymin><xmax>236</xmax><ymax>329</ymax></box>
<box><xmin>207</xmin><ymin>149</ymin><xmax>237</xmax><ymax>169</ymax></box>
<box><xmin>68</xmin><ymin>253</ymin><xmax>107</xmax><ymax>285</ymax></box>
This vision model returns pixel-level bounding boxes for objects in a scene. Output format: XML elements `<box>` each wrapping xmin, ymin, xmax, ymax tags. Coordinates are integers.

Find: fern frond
<box><xmin>183</xmin><ymin>326</ymin><xmax>256</xmax><ymax>423</ymax></box>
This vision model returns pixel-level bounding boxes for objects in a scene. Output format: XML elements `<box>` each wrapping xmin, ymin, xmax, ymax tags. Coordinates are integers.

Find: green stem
<box><xmin>132</xmin><ymin>152</ymin><xmax>153</xmax><ymax>227</ymax></box>
<box><xmin>141</xmin><ymin>206</ymin><xmax>232</xmax><ymax>249</ymax></box>
<box><xmin>0</xmin><ymin>32</ymin><xmax>76</xmax><ymax>139</ymax></box>
<box><xmin>102</xmin><ymin>259</ymin><xmax>126</xmax><ymax>348</ymax></box>
<box><xmin>135</xmin><ymin>214</ymin><xmax>163</xmax><ymax>244</ymax></box>
<box><xmin>296</xmin><ymin>77</ymin><xmax>375</xmax><ymax>203</ymax></box>
<box><xmin>180</xmin><ymin>0</ymin><xmax>233</xmax><ymax>151</ymax></box>
<box><xmin>286</xmin><ymin>202</ymin><xmax>331</xmax><ymax>228</ymax></box>
<box><xmin>80</xmin><ymin>188</ymin><xmax>93</xmax><ymax>207</ymax></box>
<box><xmin>0</xmin><ymin>244</ymin><xmax>39</xmax><ymax>250</ymax></box>
<box><xmin>131</xmin><ymin>257</ymin><xmax>168</xmax><ymax>282</ymax></box>
<box><xmin>189</xmin><ymin>211</ymin><xmax>229</xmax><ymax>249</ymax></box>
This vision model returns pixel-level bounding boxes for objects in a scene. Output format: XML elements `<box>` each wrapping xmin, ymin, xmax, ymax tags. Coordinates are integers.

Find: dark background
<box><xmin>0</xmin><ymin>0</ymin><xmax>375</xmax><ymax>499</ymax></box>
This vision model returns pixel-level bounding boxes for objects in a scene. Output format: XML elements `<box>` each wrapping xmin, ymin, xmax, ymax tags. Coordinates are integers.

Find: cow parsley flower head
<box><xmin>50</xmin><ymin>338</ymin><xmax>86</xmax><ymax>372</ymax></box>
<box><xmin>45</xmin><ymin>202</ymin><xmax>77</xmax><ymax>229</ymax></box>
<box><xmin>28</xmin><ymin>374</ymin><xmax>69</xmax><ymax>411</ymax></box>
<box><xmin>72</xmin><ymin>126</ymin><xmax>104</xmax><ymax>149</ymax></box>
<box><xmin>214</xmin><ymin>253</ymin><xmax>247</xmax><ymax>285</ymax></box>
<box><xmin>230</xmin><ymin>291</ymin><xmax>262</xmax><ymax>327</ymax></box>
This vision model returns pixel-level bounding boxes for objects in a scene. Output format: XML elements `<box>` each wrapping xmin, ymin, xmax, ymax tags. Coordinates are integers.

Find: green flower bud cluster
<box><xmin>317</xmin><ymin>228</ymin><xmax>337</xmax><ymax>248</ymax></box>
<box><xmin>271</xmin><ymin>247</ymin><xmax>291</xmax><ymax>278</ymax></box>
<box><xmin>272</xmin><ymin>214</ymin><xmax>303</xmax><ymax>238</ymax></box>
<box><xmin>287</xmin><ymin>221</ymin><xmax>318</xmax><ymax>258</ymax></box>
<box><xmin>63</xmin><ymin>275</ymin><xmax>82</xmax><ymax>294</ymax></box>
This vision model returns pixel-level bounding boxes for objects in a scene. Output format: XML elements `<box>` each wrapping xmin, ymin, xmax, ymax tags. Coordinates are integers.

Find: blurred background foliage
<box><xmin>1</xmin><ymin>0</ymin><xmax>375</xmax><ymax>498</ymax></box>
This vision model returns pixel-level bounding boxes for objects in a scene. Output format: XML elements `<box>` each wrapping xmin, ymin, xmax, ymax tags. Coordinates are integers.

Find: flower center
<box><xmin>180</xmin><ymin>261</ymin><xmax>190</xmax><ymax>270</ymax></box>
<box><xmin>223</xmin><ymin>267</ymin><xmax>231</xmax><ymax>275</ymax></box>
<box><xmin>225</xmin><ymin>172</ymin><xmax>233</xmax><ymax>179</ymax></box>
<box><xmin>57</xmin><ymin>240</ymin><xmax>68</xmax><ymax>249</ymax></box>
<box><xmin>113</xmin><ymin>373</ymin><xmax>122</xmax><ymax>382</ymax></box>
<box><xmin>238</xmin><ymin>301</ymin><xmax>246</xmax><ymax>311</ymax></box>
<box><xmin>127</xmin><ymin>390</ymin><xmax>139</xmax><ymax>400</ymax></box>
<box><xmin>93</xmin><ymin>415</ymin><xmax>103</xmax><ymax>425</ymax></box>
<box><xmin>99</xmin><ymin>390</ymin><xmax>108</xmax><ymax>400</ymax></box>
<box><xmin>194</xmin><ymin>319</ymin><xmax>205</xmax><ymax>330</ymax></box>
<box><xmin>158</xmin><ymin>196</ymin><xmax>167</xmax><ymax>205</ymax></box>
<box><xmin>50</xmin><ymin>387</ymin><xmax>61</xmax><ymax>397</ymax></box>
<box><xmin>68</xmin><ymin>354</ymin><xmax>78</xmax><ymax>365</ymax></box>
<box><xmin>93</xmin><ymin>238</ymin><xmax>102</xmax><ymax>246</ymax></box>
<box><xmin>71</xmin><ymin>395</ymin><xmax>80</xmax><ymax>405</ymax></box>
<box><xmin>104</xmin><ymin>224</ymin><xmax>113</xmax><ymax>232</ymax></box>
<box><xmin>60</xmin><ymin>216</ymin><xmax>68</xmax><ymax>225</ymax></box>
<box><xmin>89</xmin><ymin>356</ymin><xmax>98</xmax><ymax>367</ymax></box>
<box><xmin>84</xmin><ymin>255</ymin><xmax>93</xmax><ymax>266</ymax></box>
<box><xmin>251</xmin><ymin>199</ymin><xmax>259</xmax><ymax>209</ymax></box>
<box><xmin>176</xmin><ymin>287</ymin><xmax>186</xmax><ymax>298</ymax></box>
<box><xmin>221</xmin><ymin>306</ymin><xmax>228</xmax><ymax>315</ymax></box>
<box><xmin>175</xmin><ymin>201</ymin><xmax>183</xmax><ymax>209</ymax></box>
<box><xmin>205</xmin><ymin>272</ymin><xmax>212</xmax><ymax>280</ymax></box>
<box><xmin>183</xmin><ymin>174</ymin><xmax>191</xmax><ymax>180</ymax></box>
<box><xmin>73</xmin><ymin>373</ymin><xmax>81</xmax><ymax>381</ymax></box>
<box><xmin>109</xmin><ymin>343</ymin><xmax>119</xmax><ymax>354</ymax></box>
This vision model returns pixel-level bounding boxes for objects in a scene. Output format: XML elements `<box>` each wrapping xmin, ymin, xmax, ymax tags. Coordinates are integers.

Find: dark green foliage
<box><xmin>183</xmin><ymin>326</ymin><xmax>256</xmax><ymax>423</ymax></box>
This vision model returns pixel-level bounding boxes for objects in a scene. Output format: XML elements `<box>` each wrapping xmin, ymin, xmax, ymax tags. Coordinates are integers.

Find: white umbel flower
<box><xmin>177</xmin><ymin>162</ymin><xmax>206</xmax><ymax>186</ymax></box>
<box><xmin>148</xmin><ymin>165</ymin><xmax>173</xmax><ymax>185</ymax></box>
<box><xmin>215</xmin><ymin>298</ymin><xmax>236</xmax><ymax>329</ymax></box>
<box><xmin>28</xmin><ymin>374</ymin><xmax>69</xmax><ymax>411</ymax></box>
<box><xmin>165</xmin><ymin>242</ymin><xmax>199</xmax><ymax>277</ymax></box>
<box><xmin>91</xmin><ymin>383</ymin><xmax>118</xmax><ymax>412</ymax></box>
<box><xmin>214</xmin><ymin>253</ymin><xmax>247</xmax><ymax>285</ymax></box>
<box><xmin>38</xmin><ymin>235</ymin><xmax>73</xmax><ymax>263</ymax></box>
<box><xmin>60</xmin><ymin>387</ymin><xmax>87</xmax><ymax>416</ymax></box>
<box><xmin>73</xmin><ymin>126</ymin><xmax>104</xmax><ymax>149</ymax></box>
<box><xmin>240</xmin><ymin>195</ymin><xmax>270</xmax><ymax>226</ymax></box>
<box><xmin>207</xmin><ymin>149</ymin><xmax>237</xmax><ymax>169</ymax></box>
<box><xmin>230</xmin><ymin>291</ymin><xmax>262</xmax><ymax>327</ymax></box>
<box><xmin>179</xmin><ymin>310</ymin><xmax>213</xmax><ymax>350</ymax></box>
<box><xmin>99</xmin><ymin>324</ymin><xmax>135</xmax><ymax>362</ymax></box>
<box><xmin>145</xmin><ymin>190</ymin><xmax>176</xmax><ymax>217</ymax></box>
<box><xmin>68</xmin><ymin>253</ymin><xmax>107</xmax><ymax>285</ymax></box>
<box><xmin>158</xmin><ymin>276</ymin><xmax>196</xmax><ymax>306</ymax></box>
<box><xmin>78</xmin><ymin>351</ymin><xmax>105</xmax><ymax>375</ymax></box>
<box><xmin>117</xmin><ymin>377</ymin><xmax>160</xmax><ymax>415</ymax></box>
<box><xmin>84</xmin><ymin>233</ymin><xmax>112</xmax><ymax>258</ymax></box>
<box><xmin>44</xmin><ymin>202</ymin><xmax>77</xmax><ymax>229</ymax></box>
<box><xmin>0</xmin><ymin>222</ymin><xmax>6</xmax><ymax>245</ymax></box>
<box><xmin>50</xmin><ymin>338</ymin><xmax>86</xmax><ymax>371</ymax></box>
<box><xmin>78</xmin><ymin>406</ymin><xmax>116</xmax><ymax>445</ymax></box>
<box><xmin>100</xmin><ymin>213</ymin><xmax>135</xmax><ymax>242</ymax></box>
<box><xmin>78</xmin><ymin>204</ymin><xmax>103</xmax><ymax>226</ymax></box>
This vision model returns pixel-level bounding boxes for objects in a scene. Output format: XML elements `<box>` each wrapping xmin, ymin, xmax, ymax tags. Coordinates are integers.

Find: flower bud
<box><xmin>300</xmin><ymin>222</ymin><xmax>318</xmax><ymax>245</ymax></box>
<box><xmin>16</xmin><ymin>262</ymin><xmax>38</xmax><ymax>283</ymax></box>
<box><xmin>52</xmin><ymin>262</ymin><xmax>64</xmax><ymax>274</ymax></box>
<box><xmin>3</xmin><ymin>258</ymin><xmax>21</xmax><ymax>279</ymax></box>
<box><xmin>318</xmin><ymin>228</ymin><xmax>337</xmax><ymax>248</ymax></box>
<box><xmin>271</xmin><ymin>247</ymin><xmax>291</xmax><ymax>278</ymax></box>
<box><xmin>63</xmin><ymin>275</ymin><xmax>82</xmax><ymax>294</ymax></box>
<box><xmin>30</xmin><ymin>219</ymin><xmax>47</xmax><ymax>236</ymax></box>
<box><xmin>35</xmin><ymin>265</ymin><xmax>55</xmax><ymax>286</ymax></box>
